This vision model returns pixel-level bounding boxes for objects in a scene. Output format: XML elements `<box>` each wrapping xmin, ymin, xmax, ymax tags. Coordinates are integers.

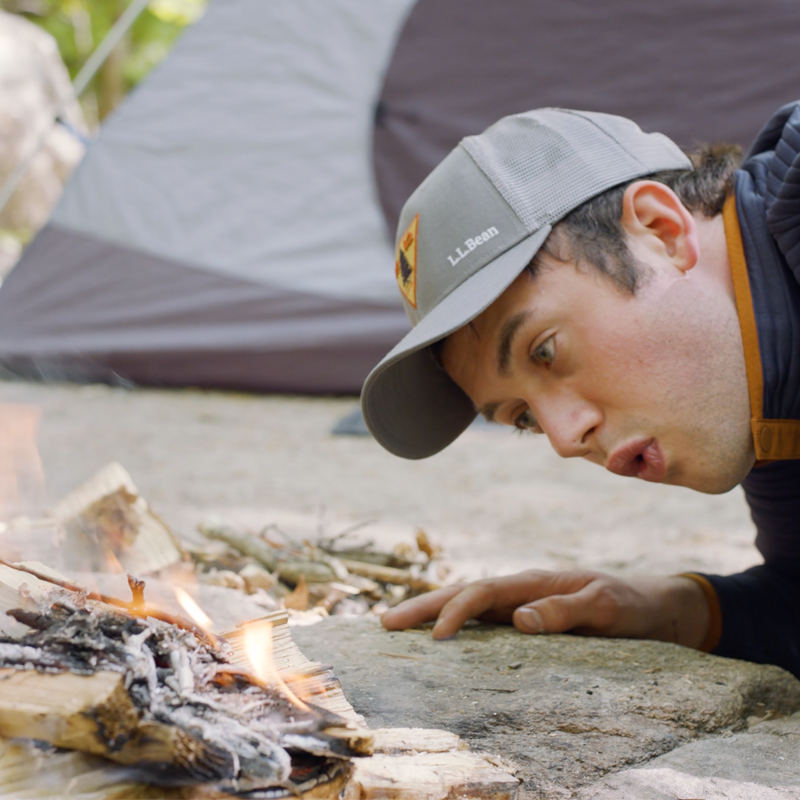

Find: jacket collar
<box><xmin>727</xmin><ymin>101</ymin><xmax>800</xmax><ymax>461</ymax></box>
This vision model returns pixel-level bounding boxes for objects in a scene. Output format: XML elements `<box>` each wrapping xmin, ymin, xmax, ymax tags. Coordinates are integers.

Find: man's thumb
<box><xmin>513</xmin><ymin>605</ymin><xmax>545</xmax><ymax>634</ymax></box>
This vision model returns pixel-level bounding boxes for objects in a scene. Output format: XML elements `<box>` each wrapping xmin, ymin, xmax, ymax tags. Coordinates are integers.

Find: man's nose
<box><xmin>537</xmin><ymin>397</ymin><xmax>603</xmax><ymax>459</ymax></box>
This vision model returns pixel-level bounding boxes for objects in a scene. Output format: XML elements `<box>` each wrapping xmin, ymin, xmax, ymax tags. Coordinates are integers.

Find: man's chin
<box><xmin>663</xmin><ymin>463</ymin><xmax>752</xmax><ymax>495</ymax></box>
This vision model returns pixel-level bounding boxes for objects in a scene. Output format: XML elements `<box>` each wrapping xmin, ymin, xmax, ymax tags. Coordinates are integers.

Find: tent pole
<box><xmin>0</xmin><ymin>0</ymin><xmax>151</xmax><ymax>219</ymax></box>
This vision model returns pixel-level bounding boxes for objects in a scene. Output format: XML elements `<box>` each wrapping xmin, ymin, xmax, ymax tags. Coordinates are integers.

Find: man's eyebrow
<box><xmin>477</xmin><ymin>401</ymin><xmax>501</xmax><ymax>423</ymax></box>
<box><xmin>497</xmin><ymin>311</ymin><xmax>532</xmax><ymax>376</ymax></box>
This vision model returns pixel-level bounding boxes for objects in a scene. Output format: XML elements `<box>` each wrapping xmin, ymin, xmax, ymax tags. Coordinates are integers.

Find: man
<box><xmin>360</xmin><ymin>104</ymin><xmax>800</xmax><ymax>678</ymax></box>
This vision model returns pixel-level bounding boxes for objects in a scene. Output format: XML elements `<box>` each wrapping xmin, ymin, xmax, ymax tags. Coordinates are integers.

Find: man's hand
<box><xmin>381</xmin><ymin>570</ymin><xmax>710</xmax><ymax>649</ymax></box>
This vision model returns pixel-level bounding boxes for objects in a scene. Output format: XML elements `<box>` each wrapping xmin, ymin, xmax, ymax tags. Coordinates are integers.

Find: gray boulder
<box><xmin>293</xmin><ymin>616</ymin><xmax>800</xmax><ymax>799</ymax></box>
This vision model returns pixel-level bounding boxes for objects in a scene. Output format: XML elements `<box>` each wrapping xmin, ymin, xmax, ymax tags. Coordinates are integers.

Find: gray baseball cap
<box><xmin>361</xmin><ymin>108</ymin><xmax>691</xmax><ymax>459</ymax></box>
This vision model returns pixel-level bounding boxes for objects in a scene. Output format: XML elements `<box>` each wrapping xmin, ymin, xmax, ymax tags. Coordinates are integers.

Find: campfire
<box><xmin>0</xmin><ymin>561</ymin><xmax>371</xmax><ymax>797</ymax></box>
<box><xmin>0</xmin><ymin>451</ymin><xmax>441</xmax><ymax>796</ymax></box>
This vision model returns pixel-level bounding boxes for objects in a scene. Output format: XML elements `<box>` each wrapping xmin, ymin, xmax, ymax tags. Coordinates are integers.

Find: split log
<box><xmin>0</xmin><ymin>671</ymin><xmax>230</xmax><ymax>781</ymax></box>
<box><xmin>0</xmin><ymin>734</ymin><xmax>350</xmax><ymax>800</ymax></box>
<box><xmin>54</xmin><ymin>462</ymin><xmax>183</xmax><ymax>576</ymax></box>
<box><xmin>223</xmin><ymin>610</ymin><xmax>363</xmax><ymax>724</ymax></box>
<box><xmin>0</xmin><ymin>738</ymin><xmax>184</xmax><ymax>800</ymax></box>
<box><xmin>345</xmin><ymin>751</ymin><xmax>519</xmax><ymax>799</ymax></box>
<box><xmin>0</xmin><ymin>671</ymin><xmax>236</xmax><ymax>785</ymax></box>
<box><xmin>0</xmin><ymin>726</ymin><xmax>519</xmax><ymax>800</ymax></box>
<box><xmin>0</xmin><ymin>669</ymin><xmax>139</xmax><ymax>755</ymax></box>
<box><xmin>344</xmin><ymin>728</ymin><xmax>520</xmax><ymax>800</ymax></box>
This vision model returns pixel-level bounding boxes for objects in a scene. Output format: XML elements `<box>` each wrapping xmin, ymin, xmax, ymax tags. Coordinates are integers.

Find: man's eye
<box><xmin>531</xmin><ymin>336</ymin><xmax>555</xmax><ymax>365</ymax></box>
<box><xmin>514</xmin><ymin>409</ymin><xmax>539</xmax><ymax>431</ymax></box>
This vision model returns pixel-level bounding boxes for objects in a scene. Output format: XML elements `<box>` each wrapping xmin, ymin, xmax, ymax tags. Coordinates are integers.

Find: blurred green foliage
<box><xmin>1</xmin><ymin>0</ymin><xmax>206</xmax><ymax>125</ymax></box>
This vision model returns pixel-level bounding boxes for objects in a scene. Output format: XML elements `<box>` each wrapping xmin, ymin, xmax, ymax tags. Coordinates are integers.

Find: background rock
<box><xmin>293</xmin><ymin>616</ymin><xmax>800</xmax><ymax>799</ymax></box>
<box><xmin>0</xmin><ymin>11</ymin><xmax>86</xmax><ymax>270</ymax></box>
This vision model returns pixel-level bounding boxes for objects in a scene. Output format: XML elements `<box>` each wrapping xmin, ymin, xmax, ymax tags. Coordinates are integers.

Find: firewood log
<box><xmin>54</xmin><ymin>462</ymin><xmax>183</xmax><ymax>576</ymax></box>
<box><xmin>0</xmin><ymin>669</ymin><xmax>139</xmax><ymax>756</ymax></box>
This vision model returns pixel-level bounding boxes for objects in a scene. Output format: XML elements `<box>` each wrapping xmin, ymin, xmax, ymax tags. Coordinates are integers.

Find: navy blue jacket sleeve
<box><xmin>700</xmin><ymin>459</ymin><xmax>800</xmax><ymax>677</ymax></box>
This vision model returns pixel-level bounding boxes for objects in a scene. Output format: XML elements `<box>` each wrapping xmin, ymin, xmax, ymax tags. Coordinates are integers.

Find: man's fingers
<box><xmin>512</xmin><ymin>585</ymin><xmax>613</xmax><ymax>635</ymax></box>
<box><xmin>381</xmin><ymin>570</ymin><xmax>614</xmax><ymax>639</ymax></box>
<box><xmin>431</xmin><ymin>582</ymin><xmax>516</xmax><ymax>639</ymax></box>
<box><xmin>381</xmin><ymin>585</ymin><xmax>465</xmax><ymax>630</ymax></box>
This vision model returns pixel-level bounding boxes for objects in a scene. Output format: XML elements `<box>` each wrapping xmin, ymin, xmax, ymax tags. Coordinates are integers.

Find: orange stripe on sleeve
<box><xmin>680</xmin><ymin>573</ymin><xmax>722</xmax><ymax>653</ymax></box>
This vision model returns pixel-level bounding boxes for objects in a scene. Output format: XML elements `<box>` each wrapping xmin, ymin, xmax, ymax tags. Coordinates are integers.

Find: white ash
<box><xmin>0</xmin><ymin>598</ymin><xmax>357</xmax><ymax>795</ymax></box>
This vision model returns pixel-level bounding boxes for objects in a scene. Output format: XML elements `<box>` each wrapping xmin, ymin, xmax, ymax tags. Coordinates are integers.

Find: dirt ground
<box><xmin>0</xmin><ymin>379</ymin><xmax>760</xmax><ymax>584</ymax></box>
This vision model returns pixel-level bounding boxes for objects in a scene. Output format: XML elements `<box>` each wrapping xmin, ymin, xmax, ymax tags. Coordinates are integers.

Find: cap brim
<box><xmin>361</xmin><ymin>226</ymin><xmax>551</xmax><ymax>459</ymax></box>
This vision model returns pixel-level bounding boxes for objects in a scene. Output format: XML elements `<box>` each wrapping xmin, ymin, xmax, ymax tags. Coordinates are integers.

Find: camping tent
<box><xmin>0</xmin><ymin>0</ymin><xmax>417</xmax><ymax>393</ymax></box>
<box><xmin>1</xmin><ymin>0</ymin><xmax>799</xmax><ymax>393</ymax></box>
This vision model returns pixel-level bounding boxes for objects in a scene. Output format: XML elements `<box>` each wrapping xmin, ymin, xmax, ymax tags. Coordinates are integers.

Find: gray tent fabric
<box><xmin>0</xmin><ymin>0</ymin><xmax>415</xmax><ymax>393</ymax></box>
<box><xmin>7</xmin><ymin>0</ymin><xmax>800</xmax><ymax>395</ymax></box>
<box><xmin>0</xmin><ymin>225</ymin><xmax>408</xmax><ymax>392</ymax></box>
<box><xmin>374</xmin><ymin>0</ymin><xmax>800</xmax><ymax>232</ymax></box>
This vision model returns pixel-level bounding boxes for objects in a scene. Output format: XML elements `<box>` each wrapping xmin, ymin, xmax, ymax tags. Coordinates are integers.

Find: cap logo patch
<box><xmin>395</xmin><ymin>214</ymin><xmax>419</xmax><ymax>308</ymax></box>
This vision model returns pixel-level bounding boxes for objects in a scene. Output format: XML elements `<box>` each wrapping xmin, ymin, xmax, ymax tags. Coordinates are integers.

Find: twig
<box><xmin>328</xmin><ymin>519</ymin><xmax>376</xmax><ymax>542</ymax></box>
<box><xmin>338</xmin><ymin>559</ymin><xmax>440</xmax><ymax>592</ymax></box>
<box><xmin>127</xmin><ymin>574</ymin><xmax>145</xmax><ymax>613</ymax></box>
<box><xmin>200</xmin><ymin>521</ymin><xmax>279</xmax><ymax>571</ymax></box>
<box><xmin>376</xmin><ymin>651</ymin><xmax>424</xmax><ymax>661</ymax></box>
<box><xmin>0</xmin><ymin>558</ymin><xmax>220</xmax><ymax>648</ymax></box>
<box><xmin>199</xmin><ymin>522</ymin><xmax>336</xmax><ymax>585</ymax></box>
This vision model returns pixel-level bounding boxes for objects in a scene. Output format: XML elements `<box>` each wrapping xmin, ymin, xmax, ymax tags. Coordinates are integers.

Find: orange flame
<box><xmin>242</xmin><ymin>619</ymin><xmax>311</xmax><ymax>711</ymax></box>
<box><xmin>174</xmin><ymin>586</ymin><xmax>214</xmax><ymax>631</ymax></box>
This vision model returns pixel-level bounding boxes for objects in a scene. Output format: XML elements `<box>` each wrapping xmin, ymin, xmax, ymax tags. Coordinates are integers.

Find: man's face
<box><xmin>440</xmin><ymin>250</ymin><xmax>754</xmax><ymax>494</ymax></box>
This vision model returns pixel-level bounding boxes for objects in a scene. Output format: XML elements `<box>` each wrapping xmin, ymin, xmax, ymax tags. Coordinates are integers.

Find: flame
<box><xmin>103</xmin><ymin>547</ymin><xmax>124</xmax><ymax>574</ymax></box>
<box><xmin>174</xmin><ymin>586</ymin><xmax>214</xmax><ymax>631</ymax></box>
<box><xmin>242</xmin><ymin>619</ymin><xmax>311</xmax><ymax>711</ymax></box>
<box><xmin>0</xmin><ymin>404</ymin><xmax>45</xmax><ymax>521</ymax></box>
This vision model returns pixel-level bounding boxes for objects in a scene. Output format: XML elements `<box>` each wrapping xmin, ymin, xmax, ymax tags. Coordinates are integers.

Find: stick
<box><xmin>127</xmin><ymin>574</ymin><xmax>145</xmax><ymax>613</ymax></box>
<box><xmin>199</xmin><ymin>522</ymin><xmax>336</xmax><ymax>585</ymax></box>
<box><xmin>0</xmin><ymin>558</ymin><xmax>219</xmax><ymax>648</ymax></box>
<box><xmin>337</xmin><ymin>560</ymin><xmax>440</xmax><ymax>593</ymax></box>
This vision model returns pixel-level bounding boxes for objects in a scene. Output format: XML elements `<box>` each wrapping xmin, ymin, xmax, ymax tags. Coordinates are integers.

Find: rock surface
<box><xmin>293</xmin><ymin>616</ymin><xmax>800</xmax><ymax>799</ymax></box>
<box><xmin>576</xmin><ymin>714</ymin><xmax>800</xmax><ymax>798</ymax></box>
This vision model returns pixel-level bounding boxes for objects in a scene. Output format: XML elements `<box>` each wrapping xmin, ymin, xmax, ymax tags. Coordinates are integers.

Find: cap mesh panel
<box><xmin>461</xmin><ymin>109</ymin><xmax>688</xmax><ymax>231</ymax></box>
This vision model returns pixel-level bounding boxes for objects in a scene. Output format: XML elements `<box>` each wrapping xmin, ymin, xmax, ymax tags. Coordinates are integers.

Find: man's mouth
<box><xmin>606</xmin><ymin>438</ymin><xmax>667</xmax><ymax>483</ymax></box>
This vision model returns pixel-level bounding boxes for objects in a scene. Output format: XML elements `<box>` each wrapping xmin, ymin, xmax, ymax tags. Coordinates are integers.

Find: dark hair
<box><xmin>531</xmin><ymin>143</ymin><xmax>743</xmax><ymax>293</ymax></box>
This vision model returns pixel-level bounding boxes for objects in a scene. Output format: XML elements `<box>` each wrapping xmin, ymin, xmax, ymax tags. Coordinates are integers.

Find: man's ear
<box><xmin>620</xmin><ymin>181</ymin><xmax>699</xmax><ymax>274</ymax></box>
